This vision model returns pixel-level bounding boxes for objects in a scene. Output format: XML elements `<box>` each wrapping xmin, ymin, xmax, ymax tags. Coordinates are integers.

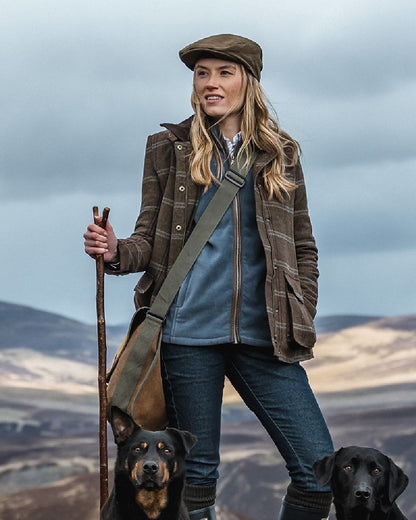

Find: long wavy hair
<box><xmin>189</xmin><ymin>65</ymin><xmax>299</xmax><ymax>201</ymax></box>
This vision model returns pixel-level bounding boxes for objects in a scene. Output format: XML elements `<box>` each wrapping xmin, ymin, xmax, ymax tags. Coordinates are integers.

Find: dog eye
<box><xmin>373</xmin><ymin>468</ymin><xmax>381</xmax><ymax>475</ymax></box>
<box><xmin>134</xmin><ymin>447</ymin><xmax>143</xmax><ymax>452</ymax></box>
<box><xmin>162</xmin><ymin>448</ymin><xmax>172</xmax><ymax>455</ymax></box>
<box><xmin>344</xmin><ymin>465</ymin><xmax>353</xmax><ymax>472</ymax></box>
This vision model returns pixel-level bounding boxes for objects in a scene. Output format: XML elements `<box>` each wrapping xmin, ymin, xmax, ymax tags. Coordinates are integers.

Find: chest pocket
<box><xmin>134</xmin><ymin>272</ymin><xmax>154</xmax><ymax>309</ymax></box>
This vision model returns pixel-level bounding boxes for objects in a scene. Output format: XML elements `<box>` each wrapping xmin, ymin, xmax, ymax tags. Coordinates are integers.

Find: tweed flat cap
<box><xmin>179</xmin><ymin>34</ymin><xmax>263</xmax><ymax>81</ymax></box>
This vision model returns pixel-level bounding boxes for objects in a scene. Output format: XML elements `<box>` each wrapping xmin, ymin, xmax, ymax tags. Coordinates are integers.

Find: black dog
<box><xmin>313</xmin><ymin>446</ymin><xmax>409</xmax><ymax>520</ymax></box>
<box><xmin>101</xmin><ymin>407</ymin><xmax>196</xmax><ymax>520</ymax></box>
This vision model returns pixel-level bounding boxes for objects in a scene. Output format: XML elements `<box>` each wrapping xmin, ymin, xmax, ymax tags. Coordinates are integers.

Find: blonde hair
<box><xmin>189</xmin><ymin>66</ymin><xmax>298</xmax><ymax>201</ymax></box>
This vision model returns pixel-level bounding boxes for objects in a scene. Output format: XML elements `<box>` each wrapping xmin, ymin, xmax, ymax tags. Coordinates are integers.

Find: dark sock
<box><xmin>183</xmin><ymin>483</ymin><xmax>216</xmax><ymax>512</ymax></box>
<box><xmin>285</xmin><ymin>483</ymin><xmax>332</xmax><ymax>515</ymax></box>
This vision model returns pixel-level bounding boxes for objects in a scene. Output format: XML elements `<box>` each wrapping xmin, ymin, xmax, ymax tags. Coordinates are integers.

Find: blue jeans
<box><xmin>161</xmin><ymin>343</ymin><xmax>333</xmax><ymax>492</ymax></box>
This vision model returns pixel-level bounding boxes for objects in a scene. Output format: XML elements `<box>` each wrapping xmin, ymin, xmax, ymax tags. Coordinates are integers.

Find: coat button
<box><xmin>177</xmin><ymin>144</ymin><xmax>183</xmax><ymax>151</ymax></box>
<box><xmin>179</xmin><ymin>185</ymin><xmax>185</xmax><ymax>192</ymax></box>
<box><xmin>175</xmin><ymin>225</ymin><xmax>182</xmax><ymax>231</ymax></box>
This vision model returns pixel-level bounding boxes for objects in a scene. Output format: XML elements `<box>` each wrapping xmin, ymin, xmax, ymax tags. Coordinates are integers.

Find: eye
<box><xmin>344</xmin><ymin>465</ymin><xmax>353</xmax><ymax>472</ymax></box>
<box><xmin>134</xmin><ymin>446</ymin><xmax>143</xmax><ymax>453</ymax></box>
<box><xmin>373</xmin><ymin>468</ymin><xmax>382</xmax><ymax>475</ymax></box>
<box><xmin>162</xmin><ymin>448</ymin><xmax>172</xmax><ymax>455</ymax></box>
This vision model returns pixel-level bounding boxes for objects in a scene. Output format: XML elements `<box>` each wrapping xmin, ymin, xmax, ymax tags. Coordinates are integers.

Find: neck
<box><xmin>217</xmin><ymin>114</ymin><xmax>241</xmax><ymax>141</ymax></box>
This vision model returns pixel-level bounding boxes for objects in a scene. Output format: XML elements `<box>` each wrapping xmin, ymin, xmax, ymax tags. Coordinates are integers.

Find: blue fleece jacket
<box><xmin>163</xmin><ymin>140</ymin><xmax>272</xmax><ymax>347</ymax></box>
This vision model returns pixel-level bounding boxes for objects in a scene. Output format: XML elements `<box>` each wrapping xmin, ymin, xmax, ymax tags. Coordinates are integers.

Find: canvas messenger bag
<box><xmin>106</xmin><ymin>150</ymin><xmax>257</xmax><ymax>430</ymax></box>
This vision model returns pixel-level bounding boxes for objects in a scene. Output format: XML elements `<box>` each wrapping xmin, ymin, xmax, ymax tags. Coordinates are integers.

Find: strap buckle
<box><xmin>146</xmin><ymin>310</ymin><xmax>165</xmax><ymax>325</ymax></box>
<box><xmin>224</xmin><ymin>168</ymin><xmax>246</xmax><ymax>188</ymax></box>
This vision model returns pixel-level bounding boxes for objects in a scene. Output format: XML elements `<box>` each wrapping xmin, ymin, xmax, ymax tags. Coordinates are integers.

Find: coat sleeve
<box><xmin>293</xmin><ymin>160</ymin><xmax>319</xmax><ymax>318</ymax></box>
<box><xmin>106</xmin><ymin>134</ymin><xmax>162</xmax><ymax>275</ymax></box>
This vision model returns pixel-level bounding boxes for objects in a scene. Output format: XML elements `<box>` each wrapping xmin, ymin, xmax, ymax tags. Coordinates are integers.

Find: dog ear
<box><xmin>166</xmin><ymin>428</ymin><xmax>197</xmax><ymax>454</ymax></box>
<box><xmin>386</xmin><ymin>456</ymin><xmax>409</xmax><ymax>504</ymax></box>
<box><xmin>313</xmin><ymin>451</ymin><xmax>337</xmax><ymax>486</ymax></box>
<box><xmin>110</xmin><ymin>406</ymin><xmax>140</xmax><ymax>444</ymax></box>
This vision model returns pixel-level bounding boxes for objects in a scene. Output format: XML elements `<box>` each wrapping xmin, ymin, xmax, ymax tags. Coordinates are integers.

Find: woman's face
<box><xmin>193</xmin><ymin>58</ymin><xmax>246</xmax><ymax>136</ymax></box>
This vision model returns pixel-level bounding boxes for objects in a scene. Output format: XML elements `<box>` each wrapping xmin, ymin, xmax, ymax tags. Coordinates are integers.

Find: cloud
<box><xmin>1</xmin><ymin>0</ymin><xmax>415</xmax><ymax>320</ymax></box>
<box><xmin>2</xmin><ymin>0</ymin><xmax>415</xmax><ymax>198</ymax></box>
<box><xmin>0</xmin><ymin>191</ymin><xmax>140</xmax><ymax>325</ymax></box>
<box><xmin>317</xmin><ymin>87</ymin><xmax>414</xmax><ymax>167</ymax></box>
<box><xmin>308</xmin><ymin>157</ymin><xmax>416</xmax><ymax>255</ymax></box>
<box><xmin>317</xmin><ymin>247</ymin><xmax>416</xmax><ymax>317</ymax></box>
<box><xmin>258</xmin><ymin>0</ymin><xmax>416</xmax><ymax>96</ymax></box>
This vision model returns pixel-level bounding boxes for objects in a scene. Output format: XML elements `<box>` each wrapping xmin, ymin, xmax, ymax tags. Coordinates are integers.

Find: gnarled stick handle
<box><xmin>93</xmin><ymin>206</ymin><xmax>110</xmax><ymax>229</ymax></box>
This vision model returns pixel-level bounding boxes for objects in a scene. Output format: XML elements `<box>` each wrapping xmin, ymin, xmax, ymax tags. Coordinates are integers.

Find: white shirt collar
<box><xmin>223</xmin><ymin>132</ymin><xmax>242</xmax><ymax>155</ymax></box>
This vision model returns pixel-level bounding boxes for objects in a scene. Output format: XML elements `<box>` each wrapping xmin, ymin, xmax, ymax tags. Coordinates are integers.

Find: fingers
<box><xmin>84</xmin><ymin>222</ymin><xmax>118</xmax><ymax>261</ymax></box>
<box><xmin>84</xmin><ymin>225</ymin><xmax>108</xmax><ymax>255</ymax></box>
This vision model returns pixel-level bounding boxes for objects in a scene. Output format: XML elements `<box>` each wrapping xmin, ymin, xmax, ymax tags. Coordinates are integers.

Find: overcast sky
<box><xmin>1</xmin><ymin>0</ymin><xmax>415</xmax><ymax>325</ymax></box>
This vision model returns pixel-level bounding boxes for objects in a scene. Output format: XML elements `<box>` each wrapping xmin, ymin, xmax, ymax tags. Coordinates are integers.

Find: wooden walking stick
<box><xmin>93</xmin><ymin>205</ymin><xmax>110</xmax><ymax>509</ymax></box>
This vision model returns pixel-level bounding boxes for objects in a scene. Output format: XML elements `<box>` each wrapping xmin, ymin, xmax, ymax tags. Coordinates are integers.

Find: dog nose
<box><xmin>143</xmin><ymin>460</ymin><xmax>159</xmax><ymax>475</ymax></box>
<box><xmin>355</xmin><ymin>486</ymin><xmax>371</xmax><ymax>499</ymax></box>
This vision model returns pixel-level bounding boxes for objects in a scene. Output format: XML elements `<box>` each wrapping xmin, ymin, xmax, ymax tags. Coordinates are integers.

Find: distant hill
<box><xmin>0</xmin><ymin>301</ymin><xmax>125</xmax><ymax>364</ymax></box>
<box><xmin>0</xmin><ymin>301</ymin><xmax>415</xmax><ymax>519</ymax></box>
<box><xmin>0</xmin><ymin>300</ymin><xmax>382</xmax><ymax>358</ymax></box>
<box><xmin>0</xmin><ymin>301</ymin><xmax>126</xmax><ymax>394</ymax></box>
<box><xmin>1</xmin><ymin>299</ymin><xmax>415</xmax><ymax>398</ymax></box>
<box><xmin>314</xmin><ymin>314</ymin><xmax>381</xmax><ymax>333</ymax></box>
<box><xmin>370</xmin><ymin>313</ymin><xmax>416</xmax><ymax>331</ymax></box>
<box><xmin>306</xmin><ymin>314</ymin><xmax>416</xmax><ymax>393</ymax></box>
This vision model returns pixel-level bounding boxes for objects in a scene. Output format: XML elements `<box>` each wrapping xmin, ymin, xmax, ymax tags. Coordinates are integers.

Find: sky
<box><xmin>1</xmin><ymin>0</ymin><xmax>415</xmax><ymax>325</ymax></box>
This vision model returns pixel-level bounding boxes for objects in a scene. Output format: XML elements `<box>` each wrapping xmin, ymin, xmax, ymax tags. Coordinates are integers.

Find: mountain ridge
<box><xmin>0</xmin><ymin>301</ymin><xmax>415</xmax><ymax>519</ymax></box>
<box><xmin>0</xmin><ymin>299</ymin><xmax>386</xmax><ymax>357</ymax></box>
<box><xmin>0</xmin><ymin>300</ymin><xmax>126</xmax><ymax>363</ymax></box>
<box><xmin>2</xmin><ymin>299</ymin><xmax>415</xmax><ymax>398</ymax></box>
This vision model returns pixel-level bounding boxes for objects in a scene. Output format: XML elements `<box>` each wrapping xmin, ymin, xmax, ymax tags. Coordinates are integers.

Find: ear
<box><xmin>387</xmin><ymin>456</ymin><xmax>409</xmax><ymax>503</ymax></box>
<box><xmin>110</xmin><ymin>406</ymin><xmax>139</xmax><ymax>445</ymax></box>
<box><xmin>166</xmin><ymin>427</ymin><xmax>197</xmax><ymax>454</ymax></box>
<box><xmin>313</xmin><ymin>451</ymin><xmax>337</xmax><ymax>487</ymax></box>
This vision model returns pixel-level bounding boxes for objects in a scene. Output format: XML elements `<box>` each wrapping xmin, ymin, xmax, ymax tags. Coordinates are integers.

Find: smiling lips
<box><xmin>206</xmin><ymin>95</ymin><xmax>224</xmax><ymax>103</ymax></box>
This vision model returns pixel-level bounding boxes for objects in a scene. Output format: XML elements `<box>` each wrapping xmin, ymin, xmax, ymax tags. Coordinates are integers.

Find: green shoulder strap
<box><xmin>112</xmin><ymin>150</ymin><xmax>258</xmax><ymax>414</ymax></box>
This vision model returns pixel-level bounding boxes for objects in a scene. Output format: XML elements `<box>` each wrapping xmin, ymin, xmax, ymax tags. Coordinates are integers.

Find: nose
<box><xmin>206</xmin><ymin>81</ymin><xmax>219</xmax><ymax>90</ymax></box>
<box><xmin>355</xmin><ymin>485</ymin><xmax>371</xmax><ymax>500</ymax></box>
<box><xmin>143</xmin><ymin>460</ymin><xmax>159</xmax><ymax>475</ymax></box>
<box><xmin>205</xmin><ymin>74</ymin><xmax>220</xmax><ymax>89</ymax></box>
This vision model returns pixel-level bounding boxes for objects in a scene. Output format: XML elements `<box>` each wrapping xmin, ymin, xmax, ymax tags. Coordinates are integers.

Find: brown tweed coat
<box><xmin>108</xmin><ymin>116</ymin><xmax>319</xmax><ymax>363</ymax></box>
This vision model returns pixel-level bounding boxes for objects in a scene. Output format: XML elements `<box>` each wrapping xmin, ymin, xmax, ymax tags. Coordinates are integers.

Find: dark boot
<box><xmin>278</xmin><ymin>499</ymin><xmax>329</xmax><ymax>519</ymax></box>
<box><xmin>188</xmin><ymin>505</ymin><xmax>216</xmax><ymax>520</ymax></box>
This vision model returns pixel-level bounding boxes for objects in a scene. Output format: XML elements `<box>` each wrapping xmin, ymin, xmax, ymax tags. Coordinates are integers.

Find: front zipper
<box><xmin>230</xmin><ymin>193</ymin><xmax>242</xmax><ymax>344</ymax></box>
<box><xmin>211</xmin><ymin>130</ymin><xmax>243</xmax><ymax>344</ymax></box>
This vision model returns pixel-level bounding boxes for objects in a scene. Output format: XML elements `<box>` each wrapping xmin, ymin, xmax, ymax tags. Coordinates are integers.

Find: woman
<box><xmin>84</xmin><ymin>34</ymin><xmax>334</xmax><ymax>520</ymax></box>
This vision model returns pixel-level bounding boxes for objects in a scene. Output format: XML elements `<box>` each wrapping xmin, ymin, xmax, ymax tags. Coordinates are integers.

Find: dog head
<box><xmin>313</xmin><ymin>446</ymin><xmax>408</xmax><ymax>517</ymax></box>
<box><xmin>110</xmin><ymin>406</ymin><xmax>197</xmax><ymax>492</ymax></box>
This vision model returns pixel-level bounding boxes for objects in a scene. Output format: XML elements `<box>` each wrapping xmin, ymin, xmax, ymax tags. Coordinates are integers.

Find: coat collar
<box><xmin>160</xmin><ymin>115</ymin><xmax>277</xmax><ymax>174</ymax></box>
<box><xmin>161</xmin><ymin>116</ymin><xmax>193</xmax><ymax>142</ymax></box>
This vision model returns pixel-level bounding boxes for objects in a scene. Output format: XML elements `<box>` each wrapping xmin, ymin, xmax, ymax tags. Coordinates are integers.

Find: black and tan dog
<box><xmin>101</xmin><ymin>407</ymin><xmax>196</xmax><ymax>520</ymax></box>
<box><xmin>313</xmin><ymin>446</ymin><xmax>409</xmax><ymax>520</ymax></box>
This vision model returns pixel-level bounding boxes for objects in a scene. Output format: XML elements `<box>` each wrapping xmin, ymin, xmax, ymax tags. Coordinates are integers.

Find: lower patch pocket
<box><xmin>284</xmin><ymin>271</ymin><xmax>316</xmax><ymax>349</ymax></box>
